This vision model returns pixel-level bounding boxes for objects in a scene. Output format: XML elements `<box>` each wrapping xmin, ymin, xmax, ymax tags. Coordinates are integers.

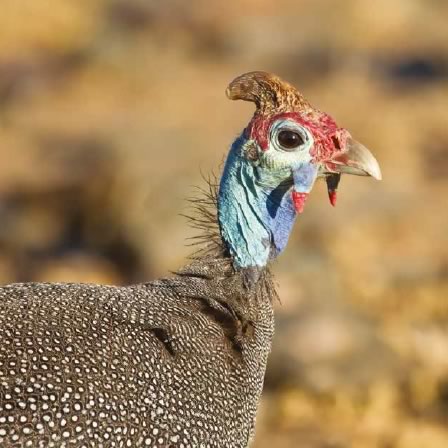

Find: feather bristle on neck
<box><xmin>178</xmin><ymin>174</ymin><xmax>278</xmax><ymax>301</ymax></box>
<box><xmin>181</xmin><ymin>172</ymin><xmax>227</xmax><ymax>260</ymax></box>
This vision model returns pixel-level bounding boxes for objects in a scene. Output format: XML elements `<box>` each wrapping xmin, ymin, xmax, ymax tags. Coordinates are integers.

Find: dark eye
<box><xmin>277</xmin><ymin>130</ymin><xmax>304</xmax><ymax>150</ymax></box>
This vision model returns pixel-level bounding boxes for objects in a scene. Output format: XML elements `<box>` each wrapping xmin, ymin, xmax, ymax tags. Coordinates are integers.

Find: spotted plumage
<box><xmin>0</xmin><ymin>72</ymin><xmax>381</xmax><ymax>447</ymax></box>
<box><xmin>0</xmin><ymin>256</ymin><xmax>274</xmax><ymax>447</ymax></box>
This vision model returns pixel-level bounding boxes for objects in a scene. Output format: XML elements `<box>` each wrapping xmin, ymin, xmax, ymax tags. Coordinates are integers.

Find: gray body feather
<box><xmin>0</xmin><ymin>254</ymin><xmax>275</xmax><ymax>447</ymax></box>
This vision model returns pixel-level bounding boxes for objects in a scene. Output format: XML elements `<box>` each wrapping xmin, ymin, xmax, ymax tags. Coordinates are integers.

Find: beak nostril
<box><xmin>331</xmin><ymin>136</ymin><xmax>341</xmax><ymax>150</ymax></box>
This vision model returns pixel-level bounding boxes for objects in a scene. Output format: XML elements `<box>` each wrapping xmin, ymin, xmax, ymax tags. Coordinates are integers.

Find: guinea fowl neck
<box><xmin>218</xmin><ymin>134</ymin><xmax>298</xmax><ymax>271</ymax></box>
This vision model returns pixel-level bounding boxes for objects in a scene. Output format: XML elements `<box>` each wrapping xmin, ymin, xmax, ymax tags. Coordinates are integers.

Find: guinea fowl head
<box><xmin>218</xmin><ymin>71</ymin><xmax>381</xmax><ymax>270</ymax></box>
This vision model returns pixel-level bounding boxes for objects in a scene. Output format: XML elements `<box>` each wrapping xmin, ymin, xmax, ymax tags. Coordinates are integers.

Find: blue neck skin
<box><xmin>218</xmin><ymin>135</ymin><xmax>301</xmax><ymax>269</ymax></box>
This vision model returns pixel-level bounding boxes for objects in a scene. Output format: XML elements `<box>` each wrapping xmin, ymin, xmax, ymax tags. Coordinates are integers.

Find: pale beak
<box><xmin>326</xmin><ymin>137</ymin><xmax>382</xmax><ymax>180</ymax></box>
<box><xmin>323</xmin><ymin>138</ymin><xmax>381</xmax><ymax>206</ymax></box>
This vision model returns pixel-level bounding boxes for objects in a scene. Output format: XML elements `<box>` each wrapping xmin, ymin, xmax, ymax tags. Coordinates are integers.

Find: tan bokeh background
<box><xmin>1</xmin><ymin>1</ymin><xmax>448</xmax><ymax>446</ymax></box>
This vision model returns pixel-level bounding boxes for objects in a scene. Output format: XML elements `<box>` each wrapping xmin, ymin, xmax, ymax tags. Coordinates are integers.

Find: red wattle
<box><xmin>291</xmin><ymin>191</ymin><xmax>308</xmax><ymax>214</ymax></box>
<box><xmin>328</xmin><ymin>190</ymin><xmax>337</xmax><ymax>207</ymax></box>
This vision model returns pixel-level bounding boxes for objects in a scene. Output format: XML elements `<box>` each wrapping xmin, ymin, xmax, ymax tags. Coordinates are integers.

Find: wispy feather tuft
<box><xmin>181</xmin><ymin>172</ymin><xmax>228</xmax><ymax>260</ymax></box>
<box><xmin>179</xmin><ymin>173</ymin><xmax>279</xmax><ymax>305</ymax></box>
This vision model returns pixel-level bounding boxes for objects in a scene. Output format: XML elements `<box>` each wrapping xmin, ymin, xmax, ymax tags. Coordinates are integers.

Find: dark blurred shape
<box><xmin>37</xmin><ymin>134</ymin><xmax>111</xmax><ymax>185</ymax></box>
<box><xmin>0</xmin><ymin>185</ymin><xmax>145</xmax><ymax>284</ymax></box>
<box><xmin>423</xmin><ymin>135</ymin><xmax>448</xmax><ymax>180</ymax></box>
<box><xmin>0</xmin><ymin>50</ymin><xmax>90</xmax><ymax>107</ymax></box>
<box><xmin>106</xmin><ymin>0</ymin><xmax>231</xmax><ymax>59</ymax></box>
<box><xmin>0</xmin><ymin>135</ymin><xmax>147</xmax><ymax>284</ymax></box>
<box><xmin>437</xmin><ymin>380</ymin><xmax>448</xmax><ymax>414</ymax></box>
<box><xmin>107</xmin><ymin>0</ymin><xmax>155</xmax><ymax>31</ymax></box>
<box><xmin>278</xmin><ymin>46</ymin><xmax>338</xmax><ymax>85</ymax></box>
<box><xmin>377</xmin><ymin>54</ymin><xmax>448</xmax><ymax>85</ymax></box>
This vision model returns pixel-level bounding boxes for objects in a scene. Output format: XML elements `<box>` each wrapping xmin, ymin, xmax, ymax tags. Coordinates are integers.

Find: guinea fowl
<box><xmin>0</xmin><ymin>71</ymin><xmax>381</xmax><ymax>447</ymax></box>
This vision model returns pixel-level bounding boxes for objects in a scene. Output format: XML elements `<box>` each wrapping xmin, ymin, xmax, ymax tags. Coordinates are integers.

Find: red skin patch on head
<box><xmin>246</xmin><ymin>112</ymin><xmax>349</xmax><ymax>162</ymax></box>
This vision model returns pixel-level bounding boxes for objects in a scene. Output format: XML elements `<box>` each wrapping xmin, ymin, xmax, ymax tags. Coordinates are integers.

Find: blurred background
<box><xmin>1</xmin><ymin>0</ymin><xmax>448</xmax><ymax>446</ymax></box>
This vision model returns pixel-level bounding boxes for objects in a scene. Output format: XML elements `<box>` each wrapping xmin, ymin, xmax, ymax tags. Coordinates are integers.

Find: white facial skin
<box><xmin>260</xmin><ymin>118</ymin><xmax>315</xmax><ymax>170</ymax></box>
